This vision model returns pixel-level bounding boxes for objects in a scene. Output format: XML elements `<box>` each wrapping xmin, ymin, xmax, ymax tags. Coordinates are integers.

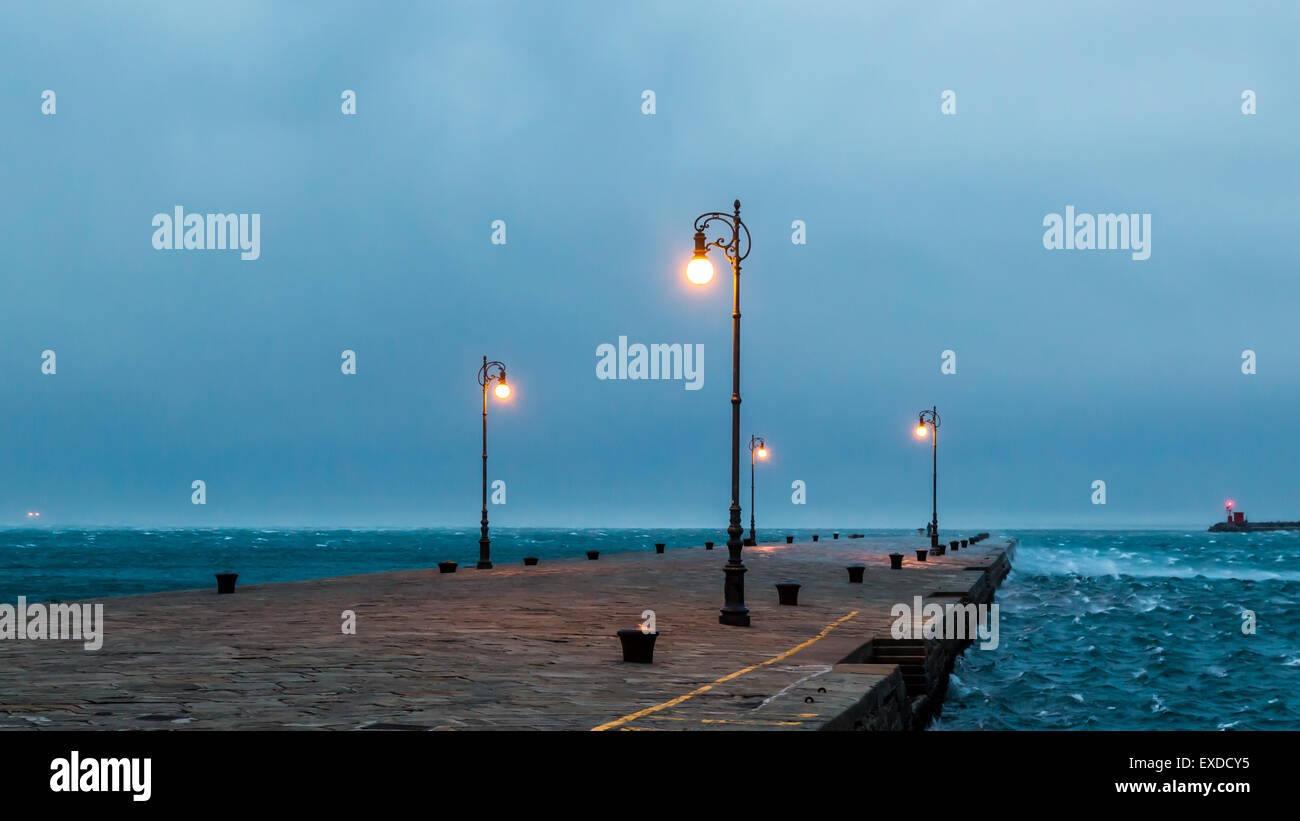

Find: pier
<box><xmin>0</xmin><ymin>535</ymin><xmax>1014</xmax><ymax>731</ymax></box>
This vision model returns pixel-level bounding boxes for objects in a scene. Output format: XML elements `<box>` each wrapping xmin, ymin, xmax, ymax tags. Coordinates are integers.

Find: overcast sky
<box><xmin>2</xmin><ymin>1</ymin><xmax>1297</xmax><ymax>529</ymax></box>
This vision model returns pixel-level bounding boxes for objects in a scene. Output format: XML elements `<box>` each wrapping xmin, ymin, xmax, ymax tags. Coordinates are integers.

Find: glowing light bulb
<box><xmin>756</xmin><ymin>447</ymin><xmax>768</xmax><ymax>459</ymax></box>
<box><xmin>686</xmin><ymin>255</ymin><xmax>714</xmax><ymax>285</ymax></box>
<box><xmin>495</xmin><ymin>382</ymin><xmax>511</xmax><ymax>399</ymax></box>
<box><xmin>915</xmin><ymin>425</ymin><xmax>928</xmax><ymax>438</ymax></box>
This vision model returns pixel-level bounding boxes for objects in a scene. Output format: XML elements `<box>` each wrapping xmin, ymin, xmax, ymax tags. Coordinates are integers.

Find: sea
<box><xmin>2</xmin><ymin>526</ymin><xmax>1296</xmax><ymax>730</ymax></box>
<box><xmin>934</xmin><ymin>530</ymin><xmax>1300</xmax><ymax>731</ymax></box>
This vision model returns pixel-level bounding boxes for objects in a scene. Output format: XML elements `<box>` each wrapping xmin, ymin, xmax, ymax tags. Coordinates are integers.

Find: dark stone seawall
<box><xmin>1209</xmin><ymin>521</ymin><xmax>1300</xmax><ymax>532</ymax></box>
<box><xmin>837</xmin><ymin>538</ymin><xmax>1017</xmax><ymax>731</ymax></box>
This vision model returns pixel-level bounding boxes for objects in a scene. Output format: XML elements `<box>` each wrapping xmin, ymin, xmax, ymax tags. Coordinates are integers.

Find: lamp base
<box><xmin>719</xmin><ymin>607</ymin><xmax>751</xmax><ymax>627</ymax></box>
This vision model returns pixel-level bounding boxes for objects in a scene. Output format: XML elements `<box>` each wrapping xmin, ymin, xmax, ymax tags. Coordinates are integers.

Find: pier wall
<box><xmin>837</xmin><ymin>539</ymin><xmax>1016</xmax><ymax>731</ymax></box>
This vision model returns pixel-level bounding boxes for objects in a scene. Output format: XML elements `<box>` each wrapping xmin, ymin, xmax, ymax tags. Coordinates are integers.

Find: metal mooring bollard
<box><xmin>586</xmin><ymin>550</ymin><xmax>600</xmax><ymax>560</ymax></box>
<box><xmin>933</xmin><ymin>543</ymin><xmax>945</xmax><ymax>556</ymax></box>
<box><xmin>523</xmin><ymin>556</ymin><xmax>539</xmax><ymax>566</ymax></box>
<box><xmin>812</xmin><ymin>534</ymin><xmax>819</xmax><ymax>542</ymax></box>
<box><xmin>916</xmin><ymin>549</ymin><xmax>928</xmax><ymax>562</ymax></box>
<box><xmin>889</xmin><ymin>553</ymin><xmax>904</xmax><ymax>570</ymax></box>
<box><xmin>705</xmin><ymin>541</ymin><xmax>714</xmax><ymax>549</ymax></box>
<box><xmin>655</xmin><ymin>543</ymin><xmax>665</xmax><ymax>554</ymax></box>
<box><xmin>438</xmin><ymin>561</ymin><xmax>457</xmax><ymax>573</ymax></box>
<box><xmin>833</xmin><ymin>533</ymin><xmax>839</xmax><ymax>539</ymax></box>
<box><xmin>950</xmin><ymin>540</ymin><xmax>960</xmax><ymax>552</ymax></box>
<box><xmin>846</xmin><ymin>565</ymin><xmax>866</xmax><ymax>583</ymax></box>
<box><xmin>775</xmin><ymin>580</ymin><xmax>801</xmax><ymax>605</ymax></box>
<box><xmin>617</xmin><ymin>628</ymin><xmax>659</xmax><ymax>663</ymax></box>
<box><xmin>215</xmin><ymin>573</ymin><xmax>238</xmax><ymax>594</ymax></box>
<box><xmin>961</xmin><ymin>539</ymin><xmax>969</xmax><ymax>548</ymax></box>
<box><xmin>786</xmin><ymin>535</ymin><xmax>795</xmax><ymax>544</ymax></box>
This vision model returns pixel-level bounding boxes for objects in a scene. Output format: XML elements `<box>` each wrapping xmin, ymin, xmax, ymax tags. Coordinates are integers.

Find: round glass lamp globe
<box><xmin>686</xmin><ymin>256</ymin><xmax>714</xmax><ymax>285</ymax></box>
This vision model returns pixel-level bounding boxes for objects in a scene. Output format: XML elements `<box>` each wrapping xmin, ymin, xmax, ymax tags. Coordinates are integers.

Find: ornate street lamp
<box><xmin>747</xmin><ymin>435</ymin><xmax>767</xmax><ymax>546</ymax></box>
<box><xmin>686</xmin><ymin>199</ymin><xmax>752</xmax><ymax>626</ymax></box>
<box><xmin>477</xmin><ymin>356</ymin><xmax>511</xmax><ymax>569</ymax></box>
<box><xmin>914</xmin><ymin>406</ymin><xmax>940</xmax><ymax>549</ymax></box>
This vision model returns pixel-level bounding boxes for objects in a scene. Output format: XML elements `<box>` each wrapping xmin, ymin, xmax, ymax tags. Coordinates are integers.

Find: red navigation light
<box><xmin>1226</xmin><ymin>500</ymin><xmax>1234</xmax><ymax>509</ymax></box>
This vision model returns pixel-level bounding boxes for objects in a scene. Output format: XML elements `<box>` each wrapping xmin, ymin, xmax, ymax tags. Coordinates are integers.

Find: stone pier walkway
<box><xmin>0</xmin><ymin>534</ymin><xmax>1014</xmax><ymax>730</ymax></box>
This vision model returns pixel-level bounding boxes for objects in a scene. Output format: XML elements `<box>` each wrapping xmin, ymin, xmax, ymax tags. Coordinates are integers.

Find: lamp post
<box><xmin>1226</xmin><ymin>499</ymin><xmax>1233</xmax><ymax>524</ymax></box>
<box><xmin>477</xmin><ymin>356</ymin><xmax>511</xmax><ymax>569</ymax></box>
<box><xmin>686</xmin><ymin>199</ymin><xmax>752</xmax><ymax>626</ymax></box>
<box><xmin>914</xmin><ymin>406</ymin><xmax>940</xmax><ymax>549</ymax></box>
<box><xmin>747</xmin><ymin>435</ymin><xmax>767</xmax><ymax>546</ymax></box>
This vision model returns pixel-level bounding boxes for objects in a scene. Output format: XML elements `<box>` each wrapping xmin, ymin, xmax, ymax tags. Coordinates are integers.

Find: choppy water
<box><xmin>934</xmin><ymin>530</ymin><xmax>1300</xmax><ymax>730</ymax></box>
<box><xmin>0</xmin><ymin>526</ymin><xmax>882</xmax><ymax>602</ymax></box>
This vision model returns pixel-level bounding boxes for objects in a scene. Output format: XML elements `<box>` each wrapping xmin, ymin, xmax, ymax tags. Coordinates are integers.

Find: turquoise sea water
<box><xmin>2</xmin><ymin>526</ymin><xmax>886</xmax><ymax>602</ymax></box>
<box><xmin>3</xmin><ymin>526</ymin><xmax>1296</xmax><ymax>730</ymax></box>
<box><xmin>935</xmin><ymin>530</ymin><xmax>1300</xmax><ymax>731</ymax></box>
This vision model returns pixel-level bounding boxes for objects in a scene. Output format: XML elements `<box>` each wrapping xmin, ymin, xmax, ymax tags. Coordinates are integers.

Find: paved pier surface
<box><xmin>0</xmin><ymin>535</ymin><xmax>1014</xmax><ymax>730</ymax></box>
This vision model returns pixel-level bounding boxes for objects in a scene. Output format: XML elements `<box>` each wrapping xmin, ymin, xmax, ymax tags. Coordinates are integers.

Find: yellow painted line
<box><xmin>699</xmin><ymin>718</ymin><xmax>806</xmax><ymax>726</ymax></box>
<box><xmin>591</xmin><ymin>610</ymin><xmax>859</xmax><ymax>732</ymax></box>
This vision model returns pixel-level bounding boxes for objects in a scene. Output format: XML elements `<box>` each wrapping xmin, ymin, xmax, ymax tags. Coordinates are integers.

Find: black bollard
<box><xmin>846</xmin><ymin>565</ymin><xmax>866</xmax><ymax>583</ymax></box>
<box><xmin>586</xmin><ymin>550</ymin><xmax>600</xmax><ymax>560</ymax></box>
<box><xmin>961</xmin><ymin>539</ymin><xmax>968</xmax><ymax>548</ymax></box>
<box><xmin>523</xmin><ymin>556</ymin><xmax>539</xmax><ymax>566</ymax></box>
<box><xmin>655</xmin><ymin>543</ymin><xmax>665</xmax><ymax>554</ymax></box>
<box><xmin>933</xmin><ymin>543</ymin><xmax>945</xmax><ymax>556</ymax></box>
<box><xmin>786</xmin><ymin>535</ymin><xmax>795</xmax><ymax>544</ymax></box>
<box><xmin>812</xmin><ymin>534</ymin><xmax>820</xmax><ymax>542</ymax></box>
<box><xmin>437</xmin><ymin>561</ymin><xmax>457</xmax><ymax>574</ymax></box>
<box><xmin>705</xmin><ymin>541</ymin><xmax>714</xmax><ymax>549</ymax></box>
<box><xmin>916</xmin><ymin>549</ymin><xmax>928</xmax><ymax>562</ymax></box>
<box><xmin>950</xmin><ymin>540</ymin><xmax>960</xmax><ymax>552</ymax></box>
<box><xmin>833</xmin><ymin>533</ymin><xmax>839</xmax><ymax>539</ymax></box>
<box><xmin>617</xmin><ymin>628</ymin><xmax>659</xmax><ymax>663</ymax></box>
<box><xmin>889</xmin><ymin>553</ymin><xmax>904</xmax><ymax>570</ymax></box>
<box><xmin>775</xmin><ymin>580</ymin><xmax>801</xmax><ymax>606</ymax></box>
<box><xmin>215</xmin><ymin>572</ymin><xmax>238</xmax><ymax>594</ymax></box>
